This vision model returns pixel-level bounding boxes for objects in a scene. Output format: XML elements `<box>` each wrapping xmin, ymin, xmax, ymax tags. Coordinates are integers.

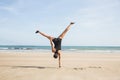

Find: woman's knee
<box><xmin>47</xmin><ymin>36</ymin><xmax>53</xmax><ymax>40</ymax></box>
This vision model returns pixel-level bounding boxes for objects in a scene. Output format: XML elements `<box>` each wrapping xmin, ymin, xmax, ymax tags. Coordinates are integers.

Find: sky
<box><xmin>0</xmin><ymin>0</ymin><xmax>120</xmax><ymax>46</ymax></box>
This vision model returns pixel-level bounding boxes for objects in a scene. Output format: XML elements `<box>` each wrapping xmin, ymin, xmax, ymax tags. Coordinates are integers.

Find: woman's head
<box><xmin>53</xmin><ymin>52</ymin><xmax>58</xmax><ymax>59</ymax></box>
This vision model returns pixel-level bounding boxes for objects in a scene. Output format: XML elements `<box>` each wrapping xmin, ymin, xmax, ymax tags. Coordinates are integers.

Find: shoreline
<box><xmin>0</xmin><ymin>50</ymin><xmax>120</xmax><ymax>55</ymax></box>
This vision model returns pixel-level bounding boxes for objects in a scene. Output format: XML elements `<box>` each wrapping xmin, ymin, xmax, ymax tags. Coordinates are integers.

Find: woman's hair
<box><xmin>53</xmin><ymin>52</ymin><xmax>58</xmax><ymax>59</ymax></box>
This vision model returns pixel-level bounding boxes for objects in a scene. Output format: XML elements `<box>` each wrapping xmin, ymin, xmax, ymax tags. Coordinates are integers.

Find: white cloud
<box><xmin>0</xmin><ymin>18</ymin><xmax>8</xmax><ymax>23</ymax></box>
<box><xmin>0</xmin><ymin>6</ymin><xmax>17</xmax><ymax>14</ymax></box>
<box><xmin>0</xmin><ymin>0</ymin><xmax>25</xmax><ymax>15</ymax></box>
<box><xmin>67</xmin><ymin>0</ymin><xmax>120</xmax><ymax>28</ymax></box>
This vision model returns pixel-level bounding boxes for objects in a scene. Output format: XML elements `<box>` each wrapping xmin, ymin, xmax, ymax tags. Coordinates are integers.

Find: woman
<box><xmin>35</xmin><ymin>22</ymin><xmax>74</xmax><ymax>68</ymax></box>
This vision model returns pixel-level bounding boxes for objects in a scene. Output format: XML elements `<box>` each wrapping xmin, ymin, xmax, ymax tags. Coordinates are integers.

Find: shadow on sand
<box><xmin>0</xmin><ymin>65</ymin><xmax>102</xmax><ymax>70</ymax></box>
<box><xmin>0</xmin><ymin>65</ymin><xmax>57</xmax><ymax>69</ymax></box>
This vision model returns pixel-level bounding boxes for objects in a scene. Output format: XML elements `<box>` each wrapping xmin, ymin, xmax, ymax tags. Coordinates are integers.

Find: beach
<box><xmin>0</xmin><ymin>50</ymin><xmax>120</xmax><ymax>80</ymax></box>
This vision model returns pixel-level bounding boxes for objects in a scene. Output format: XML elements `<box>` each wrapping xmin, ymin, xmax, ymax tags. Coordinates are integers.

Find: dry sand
<box><xmin>0</xmin><ymin>51</ymin><xmax>120</xmax><ymax>80</ymax></box>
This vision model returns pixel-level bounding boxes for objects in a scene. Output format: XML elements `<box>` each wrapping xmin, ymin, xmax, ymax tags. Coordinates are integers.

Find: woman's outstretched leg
<box><xmin>35</xmin><ymin>30</ymin><xmax>55</xmax><ymax>53</ymax></box>
<box><xmin>58</xmin><ymin>22</ymin><xmax>75</xmax><ymax>39</ymax></box>
<box><xmin>35</xmin><ymin>30</ymin><xmax>54</xmax><ymax>40</ymax></box>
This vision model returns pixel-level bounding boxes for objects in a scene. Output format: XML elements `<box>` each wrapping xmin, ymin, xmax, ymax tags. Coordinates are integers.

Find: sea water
<box><xmin>0</xmin><ymin>45</ymin><xmax>120</xmax><ymax>53</ymax></box>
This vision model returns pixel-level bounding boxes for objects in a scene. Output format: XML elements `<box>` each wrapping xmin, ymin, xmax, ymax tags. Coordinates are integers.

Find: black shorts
<box><xmin>52</xmin><ymin>38</ymin><xmax>62</xmax><ymax>51</ymax></box>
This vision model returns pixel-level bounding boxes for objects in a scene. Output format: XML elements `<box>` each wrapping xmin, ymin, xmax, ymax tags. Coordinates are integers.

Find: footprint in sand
<box><xmin>73</xmin><ymin>67</ymin><xmax>86</xmax><ymax>70</ymax></box>
<box><xmin>88</xmin><ymin>66</ymin><xmax>102</xmax><ymax>69</ymax></box>
<box><xmin>73</xmin><ymin>66</ymin><xmax>102</xmax><ymax>70</ymax></box>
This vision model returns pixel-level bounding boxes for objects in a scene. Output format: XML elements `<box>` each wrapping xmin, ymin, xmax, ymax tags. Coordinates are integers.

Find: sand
<box><xmin>0</xmin><ymin>51</ymin><xmax>120</xmax><ymax>80</ymax></box>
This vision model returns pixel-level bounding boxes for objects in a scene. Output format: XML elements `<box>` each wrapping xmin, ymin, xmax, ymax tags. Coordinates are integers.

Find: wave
<box><xmin>0</xmin><ymin>46</ymin><xmax>120</xmax><ymax>52</ymax></box>
<box><xmin>64</xmin><ymin>48</ymin><xmax>78</xmax><ymax>51</ymax></box>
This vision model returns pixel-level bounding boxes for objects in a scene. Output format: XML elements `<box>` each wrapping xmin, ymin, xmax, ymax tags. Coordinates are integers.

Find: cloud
<box><xmin>0</xmin><ymin>0</ymin><xmax>24</xmax><ymax>15</ymax></box>
<box><xmin>66</xmin><ymin>0</ymin><xmax>120</xmax><ymax>28</ymax></box>
<box><xmin>0</xmin><ymin>6</ymin><xmax>17</xmax><ymax>14</ymax></box>
<box><xmin>0</xmin><ymin>18</ymin><xmax>8</xmax><ymax>24</ymax></box>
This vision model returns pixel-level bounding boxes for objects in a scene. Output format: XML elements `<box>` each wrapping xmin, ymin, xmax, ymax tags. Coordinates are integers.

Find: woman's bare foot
<box><xmin>70</xmin><ymin>22</ymin><xmax>75</xmax><ymax>25</ymax></box>
<box><xmin>35</xmin><ymin>30</ymin><xmax>39</xmax><ymax>33</ymax></box>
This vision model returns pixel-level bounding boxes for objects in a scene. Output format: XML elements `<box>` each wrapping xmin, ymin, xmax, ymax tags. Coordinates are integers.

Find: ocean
<box><xmin>0</xmin><ymin>45</ymin><xmax>120</xmax><ymax>53</ymax></box>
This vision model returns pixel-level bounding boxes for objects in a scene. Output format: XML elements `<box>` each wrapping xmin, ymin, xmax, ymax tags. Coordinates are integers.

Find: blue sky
<box><xmin>0</xmin><ymin>0</ymin><xmax>120</xmax><ymax>46</ymax></box>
